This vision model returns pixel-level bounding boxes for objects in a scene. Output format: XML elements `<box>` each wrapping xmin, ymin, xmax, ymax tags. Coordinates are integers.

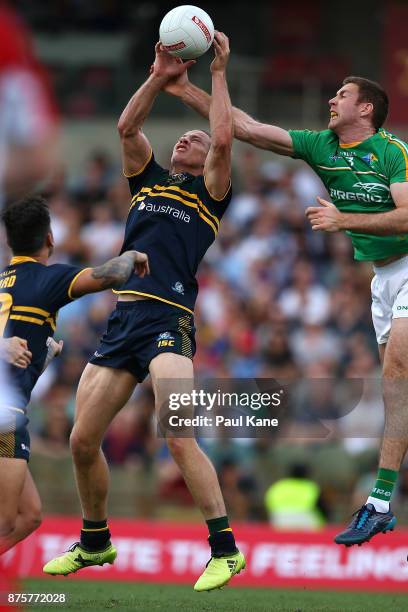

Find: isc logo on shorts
<box><xmin>157</xmin><ymin>332</ymin><xmax>175</xmax><ymax>348</ymax></box>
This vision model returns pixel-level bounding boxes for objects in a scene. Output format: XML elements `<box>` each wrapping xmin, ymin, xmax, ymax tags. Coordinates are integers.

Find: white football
<box><xmin>159</xmin><ymin>5</ymin><xmax>214</xmax><ymax>60</ymax></box>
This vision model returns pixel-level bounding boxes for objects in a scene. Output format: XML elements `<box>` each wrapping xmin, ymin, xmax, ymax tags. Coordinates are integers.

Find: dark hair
<box><xmin>342</xmin><ymin>76</ymin><xmax>389</xmax><ymax>130</ymax></box>
<box><xmin>2</xmin><ymin>195</ymin><xmax>51</xmax><ymax>254</ymax></box>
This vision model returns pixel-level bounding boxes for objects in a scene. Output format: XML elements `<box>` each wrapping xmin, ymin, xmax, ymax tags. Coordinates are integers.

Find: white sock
<box><xmin>366</xmin><ymin>496</ymin><xmax>389</xmax><ymax>513</ymax></box>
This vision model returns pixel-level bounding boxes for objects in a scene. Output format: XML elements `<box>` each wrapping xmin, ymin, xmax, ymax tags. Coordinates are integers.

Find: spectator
<box><xmin>0</xmin><ymin>0</ymin><xmax>58</xmax><ymax>207</ymax></box>
<box><xmin>264</xmin><ymin>464</ymin><xmax>329</xmax><ymax>530</ymax></box>
<box><xmin>81</xmin><ymin>202</ymin><xmax>123</xmax><ymax>264</ymax></box>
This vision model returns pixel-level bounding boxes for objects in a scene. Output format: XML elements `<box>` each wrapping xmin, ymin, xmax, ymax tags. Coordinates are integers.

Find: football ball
<box><xmin>159</xmin><ymin>5</ymin><xmax>214</xmax><ymax>60</ymax></box>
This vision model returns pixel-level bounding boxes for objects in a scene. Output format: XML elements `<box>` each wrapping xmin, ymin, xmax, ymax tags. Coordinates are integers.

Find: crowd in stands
<box><xmin>4</xmin><ymin>144</ymin><xmax>407</xmax><ymax>525</ymax></box>
<box><xmin>0</xmin><ymin>0</ymin><xmax>404</xmax><ymax>529</ymax></box>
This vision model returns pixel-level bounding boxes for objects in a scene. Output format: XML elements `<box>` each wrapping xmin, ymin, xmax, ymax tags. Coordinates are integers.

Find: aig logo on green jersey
<box><xmin>353</xmin><ymin>182</ymin><xmax>390</xmax><ymax>195</ymax></box>
<box><xmin>330</xmin><ymin>182</ymin><xmax>390</xmax><ymax>204</ymax></box>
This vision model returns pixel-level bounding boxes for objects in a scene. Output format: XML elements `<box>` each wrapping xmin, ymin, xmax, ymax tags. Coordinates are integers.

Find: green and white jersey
<box><xmin>289</xmin><ymin>128</ymin><xmax>408</xmax><ymax>261</ymax></box>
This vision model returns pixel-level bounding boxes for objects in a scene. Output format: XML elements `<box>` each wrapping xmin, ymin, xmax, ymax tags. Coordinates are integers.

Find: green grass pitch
<box><xmin>22</xmin><ymin>579</ymin><xmax>408</xmax><ymax>611</ymax></box>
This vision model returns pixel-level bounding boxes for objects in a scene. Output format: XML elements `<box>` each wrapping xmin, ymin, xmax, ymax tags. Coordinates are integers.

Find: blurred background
<box><xmin>2</xmin><ymin>0</ymin><xmax>408</xmax><ymax>530</ymax></box>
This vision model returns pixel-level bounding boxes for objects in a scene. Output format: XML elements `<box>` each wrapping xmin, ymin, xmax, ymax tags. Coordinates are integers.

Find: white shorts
<box><xmin>371</xmin><ymin>254</ymin><xmax>408</xmax><ymax>344</ymax></box>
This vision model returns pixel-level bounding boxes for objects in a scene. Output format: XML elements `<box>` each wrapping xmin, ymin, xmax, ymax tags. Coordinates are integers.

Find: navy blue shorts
<box><xmin>89</xmin><ymin>300</ymin><xmax>196</xmax><ymax>382</ymax></box>
<box><xmin>0</xmin><ymin>407</ymin><xmax>30</xmax><ymax>461</ymax></box>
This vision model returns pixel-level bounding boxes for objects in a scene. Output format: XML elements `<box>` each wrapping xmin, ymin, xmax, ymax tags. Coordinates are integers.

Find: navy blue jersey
<box><xmin>116</xmin><ymin>151</ymin><xmax>232</xmax><ymax>314</ymax></box>
<box><xmin>0</xmin><ymin>257</ymin><xmax>84</xmax><ymax>408</ymax></box>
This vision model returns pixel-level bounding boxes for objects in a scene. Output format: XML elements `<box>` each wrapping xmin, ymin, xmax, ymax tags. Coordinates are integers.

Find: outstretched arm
<box><xmin>118</xmin><ymin>43</ymin><xmax>195</xmax><ymax>176</ymax></box>
<box><xmin>204</xmin><ymin>32</ymin><xmax>233</xmax><ymax>200</ymax></box>
<box><xmin>306</xmin><ymin>183</ymin><xmax>408</xmax><ymax>235</ymax></box>
<box><xmin>163</xmin><ymin>68</ymin><xmax>293</xmax><ymax>156</ymax></box>
<box><xmin>69</xmin><ymin>250</ymin><xmax>150</xmax><ymax>298</ymax></box>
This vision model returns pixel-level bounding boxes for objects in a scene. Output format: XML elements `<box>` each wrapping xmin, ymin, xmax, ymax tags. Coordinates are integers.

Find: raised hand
<box><xmin>210</xmin><ymin>31</ymin><xmax>230</xmax><ymax>73</ymax></box>
<box><xmin>152</xmin><ymin>42</ymin><xmax>195</xmax><ymax>82</ymax></box>
<box><xmin>161</xmin><ymin>59</ymin><xmax>191</xmax><ymax>97</ymax></box>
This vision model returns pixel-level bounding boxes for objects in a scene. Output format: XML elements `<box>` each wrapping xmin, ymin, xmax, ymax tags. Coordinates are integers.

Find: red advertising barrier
<box><xmin>1</xmin><ymin>517</ymin><xmax>408</xmax><ymax>591</ymax></box>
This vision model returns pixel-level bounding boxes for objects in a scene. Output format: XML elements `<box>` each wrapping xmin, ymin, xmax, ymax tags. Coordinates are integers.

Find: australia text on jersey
<box><xmin>137</xmin><ymin>199</ymin><xmax>191</xmax><ymax>223</ymax></box>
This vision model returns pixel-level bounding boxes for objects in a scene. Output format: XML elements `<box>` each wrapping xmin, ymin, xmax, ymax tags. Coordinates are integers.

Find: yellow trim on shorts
<box><xmin>0</xmin><ymin>431</ymin><xmax>16</xmax><ymax>458</ymax></box>
<box><xmin>113</xmin><ymin>290</ymin><xmax>194</xmax><ymax>315</ymax></box>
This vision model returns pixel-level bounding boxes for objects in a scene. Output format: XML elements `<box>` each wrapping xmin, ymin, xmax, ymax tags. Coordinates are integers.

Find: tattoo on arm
<box><xmin>92</xmin><ymin>253</ymin><xmax>135</xmax><ymax>289</ymax></box>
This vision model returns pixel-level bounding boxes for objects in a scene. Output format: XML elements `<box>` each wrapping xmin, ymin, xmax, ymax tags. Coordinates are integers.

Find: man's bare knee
<box><xmin>22</xmin><ymin>496</ymin><xmax>42</xmax><ymax>535</ymax></box>
<box><xmin>0</xmin><ymin>516</ymin><xmax>16</xmax><ymax>538</ymax></box>
<box><xmin>23</xmin><ymin>511</ymin><xmax>42</xmax><ymax>536</ymax></box>
<box><xmin>70</xmin><ymin>428</ymin><xmax>100</xmax><ymax>465</ymax></box>
<box><xmin>166</xmin><ymin>437</ymin><xmax>197</xmax><ymax>462</ymax></box>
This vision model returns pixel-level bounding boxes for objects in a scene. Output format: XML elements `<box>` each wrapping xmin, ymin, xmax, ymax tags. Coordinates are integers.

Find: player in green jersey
<box><xmin>163</xmin><ymin>71</ymin><xmax>408</xmax><ymax>546</ymax></box>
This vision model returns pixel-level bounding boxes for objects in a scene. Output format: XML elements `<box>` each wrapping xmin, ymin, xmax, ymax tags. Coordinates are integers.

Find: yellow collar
<box><xmin>9</xmin><ymin>256</ymin><xmax>39</xmax><ymax>265</ymax></box>
<box><xmin>339</xmin><ymin>141</ymin><xmax>362</xmax><ymax>149</ymax></box>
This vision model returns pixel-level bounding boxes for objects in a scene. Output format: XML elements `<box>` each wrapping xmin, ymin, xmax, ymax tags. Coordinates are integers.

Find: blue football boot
<box><xmin>334</xmin><ymin>503</ymin><xmax>396</xmax><ymax>546</ymax></box>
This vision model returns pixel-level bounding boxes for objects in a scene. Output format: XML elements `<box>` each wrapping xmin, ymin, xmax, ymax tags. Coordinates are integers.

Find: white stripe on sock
<box><xmin>366</xmin><ymin>496</ymin><xmax>389</xmax><ymax>513</ymax></box>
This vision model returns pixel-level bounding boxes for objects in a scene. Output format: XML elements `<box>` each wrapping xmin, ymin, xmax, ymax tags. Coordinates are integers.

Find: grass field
<box><xmin>21</xmin><ymin>579</ymin><xmax>408</xmax><ymax>612</ymax></box>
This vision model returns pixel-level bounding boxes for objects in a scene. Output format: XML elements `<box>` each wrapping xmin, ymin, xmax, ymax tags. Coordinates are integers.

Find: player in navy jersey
<box><xmin>44</xmin><ymin>33</ymin><xmax>245</xmax><ymax>591</ymax></box>
<box><xmin>0</xmin><ymin>195</ymin><xmax>149</xmax><ymax>555</ymax></box>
